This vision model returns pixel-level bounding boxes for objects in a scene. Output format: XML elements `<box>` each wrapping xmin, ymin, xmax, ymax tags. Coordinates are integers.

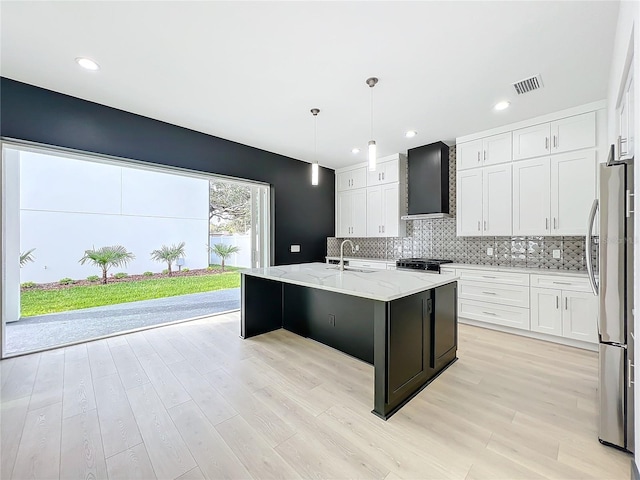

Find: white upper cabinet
<box><xmin>337</xmin><ymin>189</ymin><xmax>366</xmax><ymax>237</ymax></box>
<box><xmin>336</xmin><ymin>154</ymin><xmax>406</xmax><ymax>238</ymax></box>
<box><xmin>512</xmin><ymin>123</ymin><xmax>551</xmax><ymax>161</ymax></box>
<box><xmin>550</xmin><ymin>111</ymin><xmax>596</xmax><ymax>154</ymax></box>
<box><xmin>456</xmin><ymin>170</ymin><xmax>483</xmax><ymax>236</ymax></box>
<box><xmin>482</xmin><ymin>132</ymin><xmax>512</xmax><ymax>166</ymax></box>
<box><xmin>482</xmin><ymin>164</ymin><xmax>512</xmax><ymax>235</ymax></box>
<box><xmin>367</xmin><ymin>183</ymin><xmax>402</xmax><ymax>237</ymax></box>
<box><xmin>457</xmin><ymin>140</ymin><xmax>483</xmax><ymax>170</ymax></box>
<box><xmin>367</xmin><ymin>157</ymin><xmax>399</xmax><ymax>186</ymax></box>
<box><xmin>457</xmin><ymin>133</ymin><xmax>511</xmax><ymax>170</ymax></box>
<box><xmin>512</xmin><ymin>158</ymin><xmax>552</xmax><ymax>235</ymax></box>
<box><xmin>513</xmin><ymin>111</ymin><xmax>596</xmax><ymax>161</ymax></box>
<box><xmin>550</xmin><ymin>150</ymin><xmax>596</xmax><ymax>235</ymax></box>
<box><xmin>513</xmin><ymin>151</ymin><xmax>596</xmax><ymax>236</ymax></box>
<box><xmin>337</xmin><ymin>166</ymin><xmax>367</xmax><ymax>191</ymax></box>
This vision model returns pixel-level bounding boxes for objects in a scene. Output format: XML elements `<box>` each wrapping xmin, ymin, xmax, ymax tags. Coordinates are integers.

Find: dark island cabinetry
<box><xmin>241</xmin><ymin>265</ymin><xmax>458</xmax><ymax>419</ymax></box>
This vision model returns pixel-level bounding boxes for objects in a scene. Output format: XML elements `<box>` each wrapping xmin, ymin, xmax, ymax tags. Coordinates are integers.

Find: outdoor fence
<box><xmin>209</xmin><ymin>234</ymin><xmax>252</xmax><ymax>268</ymax></box>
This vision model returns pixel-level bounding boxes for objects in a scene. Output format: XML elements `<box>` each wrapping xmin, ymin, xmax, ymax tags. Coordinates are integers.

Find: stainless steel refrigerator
<box><xmin>587</xmin><ymin>146</ymin><xmax>634</xmax><ymax>452</ymax></box>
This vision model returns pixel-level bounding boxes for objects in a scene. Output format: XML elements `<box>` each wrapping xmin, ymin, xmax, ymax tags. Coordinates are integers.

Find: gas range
<box><xmin>395</xmin><ymin>258</ymin><xmax>453</xmax><ymax>273</ymax></box>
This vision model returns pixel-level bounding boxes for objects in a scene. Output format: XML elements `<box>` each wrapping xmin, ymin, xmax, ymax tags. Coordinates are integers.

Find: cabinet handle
<box><xmin>629</xmin><ymin>359</ymin><xmax>635</xmax><ymax>388</ymax></box>
<box><xmin>483</xmin><ymin>220</ymin><xmax>487</xmax><ymax>231</ymax></box>
<box><xmin>482</xmin><ymin>291</ymin><xmax>497</xmax><ymax>295</ymax></box>
<box><xmin>378</xmin><ymin>173</ymin><xmax>381</xmax><ymax>181</ymax></box>
<box><xmin>482</xmin><ymin>311</ymin><xmax>498</xmax><ymax>316</ymax></box>
<box><xmin>483</xmin><ymin>150</ymin><xmax>486</xmax><ymax>162</ymax></box>
<box><xmin>477</xmin><ymin>151</ymin><xmax>481</xmax><ymax>163</ymax></box>
<box><xmin>382</xmin><ymin>225</ymin><xmax>385</xmax><ymax>233</ymax></box>
<box><xmin>553</xmin><ymin>135</ymin><xmax>557</xmax><ymax>148</ymax></box>
<box><xmin>565</xmin><ymin>297</ymin><xmax>568</xmax><ymax>310</ymax></box>
<box><xmin>556</xmin><ymin>296</ymin><xmax>559</xmax><ymax>309</ymax></box>
<box><xmin>545</xmin><ymin>218</ymin><xmax>549</xmax><ymax>230</ymax></box>
<box><xmin>552</xmin><ymin>281</ymin><xmax>571</xmax><ymax>285</ymax></box>
<box><xmin>382</xmin><ymin>172</ymin><xmax>385</xmax><ymax>180</ymax></box>
<box><xmin>617</xmin><ymin>135</ymin><xmax>623</xmax><ymax>160</ymax></box>
<box><xmin>553</xmin><ymin>218</ymin><xmax>557</xmax><ymax>229</ymax></box>
<box><xmin>477</xmin><ymin>221</ymin><xmax>481</xmax><ymax>231</ymax></box>
<box><xmin>482</xmin><ymin>275</ymin><xmax>496</xmax><ymax>279</ymax></box>
<box><xmin>545</xmin><ymin>137</ymin><xmax>549</xmax><ymax>150</ymax></box>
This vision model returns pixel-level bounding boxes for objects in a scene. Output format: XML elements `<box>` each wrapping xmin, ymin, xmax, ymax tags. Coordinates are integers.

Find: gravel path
<box><xmin>6</xmin><ymin>288</ymin><xmax>240</xmax><ymax>354</ymax></box>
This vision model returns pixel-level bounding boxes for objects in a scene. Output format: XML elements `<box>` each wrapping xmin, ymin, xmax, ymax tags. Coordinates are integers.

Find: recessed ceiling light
<box><xmin>405</xmin><ymin>130</ymin><xmax>417</xmax><ymax>138</ymax></box>
<box><xmin>351</xmin><ymin>148</ymin><xmax>360</xmax><ymax>154</ymax></box>
<box><xmin>75</xmin><ymin>57</ymin><xmax>100</xmax><ymax>71</ymax></box>
<box><xmin>494</xmin><ymin>101</ymin><xmax>510</xmax><ymax>111</ymax></box>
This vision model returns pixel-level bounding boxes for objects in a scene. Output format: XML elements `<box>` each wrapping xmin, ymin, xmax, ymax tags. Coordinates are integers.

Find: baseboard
<box><xmin>459</xmin><ymin>317</ymin><xmax>598</xmax><ymax>352</ymax></box>
<box><xmin>632</xmin><ymin>459</ymin><xmax>640</xmax><ymax>480</ymax></box>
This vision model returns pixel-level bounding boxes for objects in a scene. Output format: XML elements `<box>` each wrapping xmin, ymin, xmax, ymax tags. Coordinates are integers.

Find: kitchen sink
<box><xmin>326</xmin><ymin>266</ymin><xmax>376</xmax><ymax>273</ymax></box>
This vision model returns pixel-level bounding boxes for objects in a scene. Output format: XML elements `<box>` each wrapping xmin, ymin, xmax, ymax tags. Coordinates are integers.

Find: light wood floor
<box><xmin>0</xmin><ymin>312</ymin><xmax>632</xmax><ymax>480</ymax></box>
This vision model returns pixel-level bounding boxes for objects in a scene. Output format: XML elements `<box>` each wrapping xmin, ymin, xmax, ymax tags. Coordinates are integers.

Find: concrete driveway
<box><xmin>5</xmin><ymin>288</ymin><xmax>240</xmax><ymax>355</ymax></box>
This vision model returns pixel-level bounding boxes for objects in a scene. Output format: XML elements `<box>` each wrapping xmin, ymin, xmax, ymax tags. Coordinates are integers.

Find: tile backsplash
<box><xmin>327</xmin><ymin>223</ymin><xmax>592</xmax><ymax>271</ymax></box>
<box><xmin>328</xmin><ymin>145</ymin><xmax>595</xmax><ymax>271</ymax></box>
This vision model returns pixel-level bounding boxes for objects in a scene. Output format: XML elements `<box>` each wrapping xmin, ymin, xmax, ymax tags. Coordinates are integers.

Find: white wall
<box><xmin>19</xmin><ymin>151</ymin><xmax>210</xmax><ymax>283</ymax></box>
<box><xmin>606</xmin><ymin>0</ymin><xmax>640</xmax><ymax>470</ymax></box>
<box><xmin>209</xmin><ymin>234</ymin><xmax>252</xmax><ymax>268</ymax></box>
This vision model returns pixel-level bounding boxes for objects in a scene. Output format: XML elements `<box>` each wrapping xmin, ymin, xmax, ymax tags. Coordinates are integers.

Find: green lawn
<box><xmin>21</xmin><ymin>272</ymin><xmax>241</xmax><ymax>317</ymax></box>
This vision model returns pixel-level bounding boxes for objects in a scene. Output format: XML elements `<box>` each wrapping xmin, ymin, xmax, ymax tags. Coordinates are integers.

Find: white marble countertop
<box><xmin>444</xmin><ymin>263</ymin><xmax>590</xmax><ymax>278</ymax></box>
<box><xmin>242</xmin><ymin>262</ymin><xmax>458</xmax><ymax>302</ymax></box>
<box><xmin>325</xmin><ymin>257</ymin><xmax>590</xmax><ymax>278</ymax></box>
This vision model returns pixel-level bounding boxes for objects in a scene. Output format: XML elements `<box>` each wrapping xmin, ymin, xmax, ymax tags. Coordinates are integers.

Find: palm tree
<box><xmin>20</xmin><ymin>248</ymin><xmax>36</xmax><ymax>267</ymax></box>
<box><xmin>79</xmin><ymin>245</ymin><xmax>135</xmax><ymax>284</ymax></box>
<box><xmin>150</xmin><ymin>242</ymin><xmax>186</xmax><ymax>276</ymax></box>
<box><xmin>209</xmin><ymin>243</ymin><xmax>240</xmax><ymax>272</ymax></box>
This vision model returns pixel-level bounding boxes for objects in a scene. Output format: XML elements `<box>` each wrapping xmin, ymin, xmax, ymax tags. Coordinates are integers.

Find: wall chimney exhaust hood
<box><xmin>401</xmin><ymin>141</ymin><xmax>451</xmax><ymax>220</ymax></box>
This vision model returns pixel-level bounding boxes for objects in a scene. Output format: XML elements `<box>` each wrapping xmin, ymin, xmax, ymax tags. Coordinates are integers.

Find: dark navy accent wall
<box><xmin>0</xmin><ymin>77</ymin><xmax>335</xmax><ymax>265</ymax></box>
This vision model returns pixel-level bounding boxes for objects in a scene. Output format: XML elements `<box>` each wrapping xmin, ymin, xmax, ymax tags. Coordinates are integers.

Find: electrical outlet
<box><xmin>487</xmin><ymin>247</ymin><xmax>494</xmax><ymax>256</ymax></box>
<box><xmin>553</xmin><ymin>249</ymin><xmax>561</xmax><ymax>259</ymax></box>
<box><xmin>329</xmin><ymin>314</ymin><xmax>336</xmax><ymax>326</ymax></box>
<box><xmin>355</xmin><ymin>244</ymin><xmax>360</xmax><ymax>251</ymax></box>
<box><xmin>290</xmin><ymin>245</ymin><xmax>300</xmax><ymax>253</ymax></box>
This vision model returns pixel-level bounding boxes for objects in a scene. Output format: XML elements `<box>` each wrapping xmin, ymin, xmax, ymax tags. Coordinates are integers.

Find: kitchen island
<box><xmin>241</xmin><ymin>262</ymin><xmax>458</xmax><ymax>419</ymax></box>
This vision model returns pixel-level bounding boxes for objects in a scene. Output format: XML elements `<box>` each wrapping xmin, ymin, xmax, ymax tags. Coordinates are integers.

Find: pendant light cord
<box><xmin>370</xmin><ymin>87</ymin><xmax>374</xmax><ymax>139</ymax></box>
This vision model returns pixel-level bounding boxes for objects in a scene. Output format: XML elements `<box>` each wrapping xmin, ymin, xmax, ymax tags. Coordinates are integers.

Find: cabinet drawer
<box><xmin>457</xmin><ymin>269</ymin><xmax>529</xmax><ymax>286</ymax></box>
<box><xmin>459</xmin><ymin>299</ymin><xmax>530</xmax><ymax>330</ymax></box>
<box><xmin>529</xmin><ymin>274</ymin><xmax>592</xmax><ymax>292</ymax></box>
<box><xmin>349</xmin><ymin>259</ymin><xmax>388</xmax><ymax>270</ymax></box>
<box><xmin>440</xmin><ymin>268</ymin><xmax>456</xmax><ymax>275</ymax></box>
<box><xmin>459</xmin><ymin>280</ymin><xmax>529</xmax><ymax>308</ymax></box>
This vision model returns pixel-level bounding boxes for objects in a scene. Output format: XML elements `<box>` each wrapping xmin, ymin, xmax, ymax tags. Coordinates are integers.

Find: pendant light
<box><xmin>310</xmin><ymin>108</ymin><xmax>320</xmax><ymax>186</ymax></box>
<box><xmin>366</xmin><ymin>77</ymin><xmax>379</xmax><ymax>171</ymax></box>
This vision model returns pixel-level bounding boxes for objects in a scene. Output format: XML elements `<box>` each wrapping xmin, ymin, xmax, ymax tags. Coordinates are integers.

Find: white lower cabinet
<box><xmin>531</xmin><ymin>287</ymin><xmax>597</xmax><ymax>343</ymax></box>
<box><xmin>530</xmin><ymin>287</ymin><xmax>563</xmax><ymax>336</ymax></box>
<box><xmin>456</xmin><ymin>267</ymin><xmax>597</xmax><ymax>348</ymax></box>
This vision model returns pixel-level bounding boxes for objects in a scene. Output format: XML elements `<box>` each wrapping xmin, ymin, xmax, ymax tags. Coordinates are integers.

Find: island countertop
<box><xmin>241</xmin><ymin>262</ymin><xmax>458</xmax><ymax>302</ymax></box>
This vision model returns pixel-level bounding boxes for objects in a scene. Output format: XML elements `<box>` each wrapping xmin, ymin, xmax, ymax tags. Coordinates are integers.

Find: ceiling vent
<box><xmin>513</xmin><ymin>74</ymin><xmax>543</xmax><ymax>95</ymax></box>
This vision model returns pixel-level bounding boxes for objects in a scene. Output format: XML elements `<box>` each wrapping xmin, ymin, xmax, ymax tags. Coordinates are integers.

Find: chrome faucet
<box><xmin>339</xmin><ymin>239</ymin><xmax>355</xmax><ymax>271</ymax></box>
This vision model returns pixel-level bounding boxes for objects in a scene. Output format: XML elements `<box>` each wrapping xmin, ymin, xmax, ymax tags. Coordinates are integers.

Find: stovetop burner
<box><xmin>395</xmin><ymin>258</ymin><xmax>453</xmax><ymax>272</ymax></box>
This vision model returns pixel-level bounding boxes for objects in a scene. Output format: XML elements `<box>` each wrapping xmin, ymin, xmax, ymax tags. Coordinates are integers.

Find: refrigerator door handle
<box><xmin>586</xmin><ymin>198</ymin><xmax>599</xmax><ymax>296</ymax></box>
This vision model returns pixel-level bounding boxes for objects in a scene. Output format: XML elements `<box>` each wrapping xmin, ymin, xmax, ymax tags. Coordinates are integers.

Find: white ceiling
<box><xmin>0</xmin><ymin>1</ymin><xmax>620</xmax><ymax>170</ymax></box>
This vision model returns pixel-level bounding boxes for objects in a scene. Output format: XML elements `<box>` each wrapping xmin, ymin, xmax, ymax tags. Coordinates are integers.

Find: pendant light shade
<box><xmin>368</xmin><ymin>140</ymin><xmax>377</xmax><ymax>171</ymax></box>
<box><xmin>310</xmin><ymin>108</ymin><xmax>320</xmax><ymax>186</ymax></box>
<box><xmin>366</xmin><ymin>77</ymin><xmax>379</xmax><ymax>172</ymax></box>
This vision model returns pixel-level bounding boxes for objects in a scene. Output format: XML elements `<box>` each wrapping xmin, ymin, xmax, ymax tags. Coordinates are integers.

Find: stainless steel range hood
<box><xmin>401</xmin><ymin>141</ymin><xmax>451</xmax><ymax>220</ymax></box>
